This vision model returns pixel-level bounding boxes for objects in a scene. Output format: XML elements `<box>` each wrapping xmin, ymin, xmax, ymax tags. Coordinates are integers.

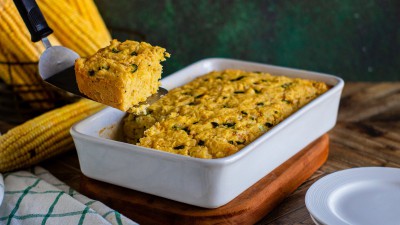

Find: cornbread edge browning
<box><xmin>123</xmin><ymin>69</ymin><xmax>328</xmax><ymax>159</ymax></box>
<box><xmin>75</xmin><ymin>39</ymin><xmax>170</xmax><ymax>112</ymax></box>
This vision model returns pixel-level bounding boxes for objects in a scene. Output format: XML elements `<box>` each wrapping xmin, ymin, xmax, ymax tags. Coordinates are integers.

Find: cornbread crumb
<box><xmin>123</xmin><ymin>70</ymin><xmax>328</xmax><ymax>159</ymax></box>
<box><xmin>128</xmin><ymin>104</ymin><xmax>149</xmax><ymax>115</ymax></box>
<box><xmin>75</xmin><ymin>39</ymin><xmax>169</xmax><ymax>112</ymax></box>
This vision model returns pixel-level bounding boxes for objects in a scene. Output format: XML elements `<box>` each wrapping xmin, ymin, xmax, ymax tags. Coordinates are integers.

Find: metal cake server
<box><xmin>14</xmin><ymin>0</ymin><xmax>168</xmax><ymax>106</ymax></box>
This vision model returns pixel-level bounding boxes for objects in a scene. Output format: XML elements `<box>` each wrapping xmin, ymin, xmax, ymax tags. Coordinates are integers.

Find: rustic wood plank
<box><xmin>339</xmin><ymin>82</ymin><xmax>370</xmax><ymax>99</ymax></box>
<box><xmin>338</xmin><ymin>83</ymin><xmax>400</xmax><ymax>122</ymax></box>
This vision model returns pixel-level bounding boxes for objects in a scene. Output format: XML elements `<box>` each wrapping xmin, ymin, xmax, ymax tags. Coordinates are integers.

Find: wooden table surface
<box><xmin>2</xmin><ymin>82</ymin><xmax>400</xmax><ymax>224</ymax></box>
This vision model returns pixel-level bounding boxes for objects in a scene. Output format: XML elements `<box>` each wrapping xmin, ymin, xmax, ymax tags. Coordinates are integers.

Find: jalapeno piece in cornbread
<box><xmin>75</xmin><ymin>39</ymin><xmax>170</xmax><ymax>112</ymax></box>
<box><xmin>123</xmin><ymin>70</ymin><xmax>328</xmax><ymax>159</ymax></box>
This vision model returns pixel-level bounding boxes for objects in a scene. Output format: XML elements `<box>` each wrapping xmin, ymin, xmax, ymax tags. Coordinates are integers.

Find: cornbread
<box><xmin>123</xmin><ymin>69</ymin><xmax>328</xmax><ymax>159</ymax></box>
<box><xmin>75</xmin><ymin>39</ymin><xmax>170</xmax><ymax>112</ymax></box>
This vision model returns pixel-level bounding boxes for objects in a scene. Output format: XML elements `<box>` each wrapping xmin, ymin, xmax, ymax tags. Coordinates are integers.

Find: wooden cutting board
<box><xmin>80</xmin><ymin>134</ymin><xmax>329</xmax><ymax>225</ymax></box>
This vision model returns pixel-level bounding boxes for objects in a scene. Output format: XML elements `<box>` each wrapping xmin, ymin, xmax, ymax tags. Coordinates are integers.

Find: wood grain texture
<box><xmin>79</xmin><ymin>135</ymin><xmax>328</xmax><ymax>225</ymax></box>
<box><xmin>22</xmin><ymin>82</ymin><xmax>400</xmax><ymax>224</ymax></box>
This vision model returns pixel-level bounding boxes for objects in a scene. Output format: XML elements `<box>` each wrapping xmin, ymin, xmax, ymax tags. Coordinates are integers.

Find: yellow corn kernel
<box><xmin>37</xmin><ymin>0</ymin><xmax>111</xmax><ymax>56</ymax></box>
<box><xmin>0</xmin><ymin>99</ymin><xmax>105</xmax><ymax>172</ymax></box>
<box><xmin>66</xmin><ymin>0</ymin><xmax>111</xmax><ymax>41</ymax></box>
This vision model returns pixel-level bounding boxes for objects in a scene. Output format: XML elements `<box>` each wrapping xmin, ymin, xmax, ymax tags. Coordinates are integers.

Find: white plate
<box><xmin>0</xmin><ymin>174</ymin><xmax>4</xmax><ymax>207</ymax></box>
<box><xmin>306</xmin><ymin>167</ymin><xmax>400</xmax><ymax>225</ymax></box>
<box><xmin>310</xmin><ymin>214</ymin><xmax>322</xmax><ymax>225</ymax></box>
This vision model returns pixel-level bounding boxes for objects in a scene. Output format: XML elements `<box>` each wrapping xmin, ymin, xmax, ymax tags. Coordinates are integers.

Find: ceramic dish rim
<box><xmin>71</xmin><ymin>57</ymin><xmax>344</xmax><ymax>166</ymax></box>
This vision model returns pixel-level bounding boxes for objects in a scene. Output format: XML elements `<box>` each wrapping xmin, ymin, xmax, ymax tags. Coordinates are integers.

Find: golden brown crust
<box><xmin>75</xmin><ymin>39</ymin><xmax>169</xmax><ymax>111</ymax></box>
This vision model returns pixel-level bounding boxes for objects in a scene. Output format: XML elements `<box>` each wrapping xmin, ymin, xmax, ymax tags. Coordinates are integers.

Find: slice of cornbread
<box><xmin>123</xmin><ymin>69</ymin><xmax>328</xmax><ymax>159</ymax></box>
<box><xmin>75</xmin><ymin>39</ymin><xmax>169</xmax><ymax>112</ymax></box>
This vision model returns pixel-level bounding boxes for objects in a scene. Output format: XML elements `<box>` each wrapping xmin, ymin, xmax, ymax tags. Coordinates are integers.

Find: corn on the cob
<box><xmin>0</xmin><ymin>0</ymin><xmax>111</xmax><ymax>172</ymax></box>
<box><xmin>66</xmin><ymin>0</ymin><xmax>111</xmax><ymax>41</ymax></box>
<box><xmin>0</xmin><ymin>1</ymin><xmax>62</xmax><ymax>109</ymax></box>
<box><xmin>0</xmin><ymin>99</ymin><xmax>104</xmax><ymax>173</ymax></box>
<box><xmin>37</xmin><ymin>0</ymin><xmax>111</xmax><ymax>56</ymax></box>
<box><xmin>0</xmin><ymin>2</ymin><xmax>61</xmax><ymax>59</ymax></box>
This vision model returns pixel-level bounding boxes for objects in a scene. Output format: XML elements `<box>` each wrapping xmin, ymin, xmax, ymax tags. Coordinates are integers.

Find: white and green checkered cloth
<box><xmin>0</xmin><ymin>167</ymin><xmax>138</xmax><ymax>225</ymax></box>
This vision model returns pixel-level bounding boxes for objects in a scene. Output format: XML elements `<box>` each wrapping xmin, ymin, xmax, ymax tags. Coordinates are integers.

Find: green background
<box><xmin>95</xmin><ymin>0</ymin><xmax>399</xmax><ymax>81</ymax></box>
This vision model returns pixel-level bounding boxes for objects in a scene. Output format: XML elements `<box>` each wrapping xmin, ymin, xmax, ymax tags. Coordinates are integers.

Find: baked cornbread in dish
<box><xmin>123</xmin><ymin>69</ymin><xmax>328</xmax><ymax>159</ymax></box>
<box><xmin>75</xmin><ymin>39</ymin><xmax>169</xmax><ymax>112</ymax></box>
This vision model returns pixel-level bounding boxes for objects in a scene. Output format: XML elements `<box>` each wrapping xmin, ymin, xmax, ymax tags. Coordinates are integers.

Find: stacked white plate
<box><xmin>0</xmin><ymin>174</ymin><xmax>3</xmax><ymax>207</ymax></box>
<box><xmin>306</xmin><ymin>167</ymin><xmax>400</xmax><ymax>225</ymax></box>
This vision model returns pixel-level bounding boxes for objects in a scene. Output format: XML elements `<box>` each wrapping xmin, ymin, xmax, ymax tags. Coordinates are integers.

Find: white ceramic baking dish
<box><xmin>70</xmin><ymin>58</ymin><xmax>344</xmax><ymax>208</ymax></box>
